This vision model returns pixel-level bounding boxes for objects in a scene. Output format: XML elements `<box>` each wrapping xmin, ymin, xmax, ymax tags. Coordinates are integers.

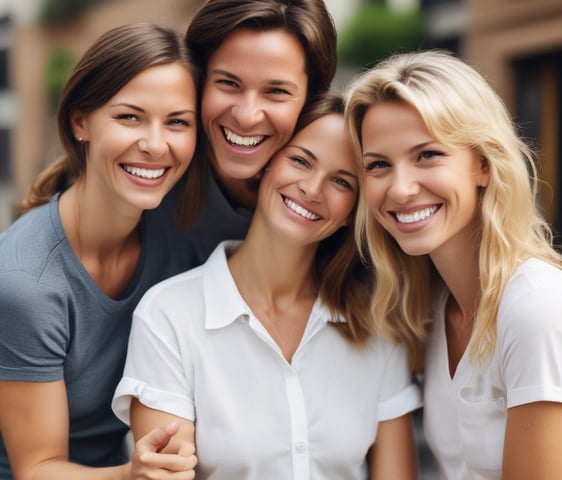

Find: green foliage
<box><xmin>45</xmin><ymin>47</ymin><xmax>75</xmax><ymax>109</ymax></box>
<box><xmin>41</xmin><ymin>0</ymin><xmax>109</xmax><ymax>23</ymax></box>
<box><xmin>338</xmin><ymin>4</ymin><xmax>426</xmax><ymax>68</ymax></box>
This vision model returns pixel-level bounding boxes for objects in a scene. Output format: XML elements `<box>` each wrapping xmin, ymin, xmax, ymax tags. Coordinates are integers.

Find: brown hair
<box><xmin>19</xmin><ymin>23</ymin><xmax>205</xmax><ymax>228</ymax></box>
<box><xmin>185</xmin><ymin>0</ymin><xmax>337</xmax><ymax>101</ymax></box>
<box><xmin>294</xmin><ymin>92</ymin><xmax>373</xmax><ymax>345</ymax></box>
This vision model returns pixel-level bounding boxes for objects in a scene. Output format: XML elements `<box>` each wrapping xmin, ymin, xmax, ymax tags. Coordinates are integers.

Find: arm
<box><xmin>0</xmin><ymin>380</ymin><xmax>196</xmax><ymax>480</ymax></box>
<box><xmin>0</xmin><ymin>379</ymin><xmax>129</xmax><ymax>480</ymax></box>
<box><xmin>129</xmin><ymin>398</ymin><xmax>196</xmax><ymax>475</ymax></box>
<box><xmin>502</xmin><ymin>401</ymin><xmax>562</xmax><ymax>479</ymax></box>
<box><xmin>368</xmin><ymin>413</ymin><xmax>418</xmax><ymax>480</ymax></box>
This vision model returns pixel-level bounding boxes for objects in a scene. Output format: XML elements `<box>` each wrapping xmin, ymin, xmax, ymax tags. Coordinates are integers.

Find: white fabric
<box><xmin>423</xmin><ymin>258</ymin><xmax>562</xmax><ymax>480</ymax></box>
<box><xmin>113</xmin><ymin>241</ymin><xmax>421</xmax><ymax>480</ymax></box>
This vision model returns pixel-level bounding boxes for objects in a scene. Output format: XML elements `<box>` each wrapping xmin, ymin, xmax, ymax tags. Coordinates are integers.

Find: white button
<box><xmin>295</xmin><ymin>441</ymin><xmax>307</xmax><ymax>453</ymax></box>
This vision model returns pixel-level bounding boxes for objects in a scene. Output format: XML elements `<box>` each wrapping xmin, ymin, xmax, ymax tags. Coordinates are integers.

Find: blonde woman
<box><xmin>345</xmin><ymin>50</ymin><xmax>562</xmax><ymax>479</ymax></box>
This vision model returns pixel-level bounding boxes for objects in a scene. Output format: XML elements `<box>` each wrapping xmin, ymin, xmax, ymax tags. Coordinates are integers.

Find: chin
<box><xmin>220</xmin><ymin>162</ymin><xmax>264</xmax><ymax>181</ymax></box>
<box><xmin>398</xmin><ymin>244</ymin><xmax>433</xmax><ymax>257</ymax></box>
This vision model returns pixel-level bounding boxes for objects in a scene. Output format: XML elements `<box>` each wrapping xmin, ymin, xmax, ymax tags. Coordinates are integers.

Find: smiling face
<box><xmin>360</xmin><ymin>101</ymin><xmax>489</xmax><ymax>259</ymax></box>
<box><xmin>71</xmin><ymin>62</ymin><xmax>197</xmax><ymax>213</ymax></box>
<box><xmin>201</xmin><ymin>27</ymin><xmax>308</xmax><ymax>184</ymax></box>
<box><xmin>256</xmin><ymin>113</ymin><xmax>358</xmax><ymax>246</ymax></box>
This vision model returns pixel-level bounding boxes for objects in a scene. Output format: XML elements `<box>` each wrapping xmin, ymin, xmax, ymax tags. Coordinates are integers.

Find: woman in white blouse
<box><xmin>113</xmin><ymin>92</ymin><xmax>422</xmax><ymax>479</ymax></box>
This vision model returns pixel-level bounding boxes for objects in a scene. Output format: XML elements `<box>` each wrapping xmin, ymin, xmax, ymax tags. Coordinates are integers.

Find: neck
<box><xmin>228</xmin><ymin>219</ymin><xmax>319</xmax><ymax>363</ymax></box>
<box><xmin>228</xmin><ymin>222</ymin><xmax>318</xmax><ymax>307</ymax></box>
<box><xmin>58</xmin><ymin>182</ymin><xmax>142</xmax><ymax>298</ymax></box>
<box><xmin>430</xmin><ymin>227</ymin><xmax>481</xmax><ymax>322</ymax></box>
<box><xmin>60</xmin><ymin>183</ymin><xmax>141</xmax><ymax>257</ymax></box>
<box><xmin>211</xmin><ymin>162</ymin><xmax>260</xmax><ymax>210</ymax></box>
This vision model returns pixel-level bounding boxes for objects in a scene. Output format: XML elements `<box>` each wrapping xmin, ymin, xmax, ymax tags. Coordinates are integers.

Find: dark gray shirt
<box><xmin>0</xmin><ymin>174</ymin><xmax>252</xmax><ymax>478</ymax></box>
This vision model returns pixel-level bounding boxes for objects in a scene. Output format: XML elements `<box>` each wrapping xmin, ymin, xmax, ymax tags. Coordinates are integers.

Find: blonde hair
<box><xmin>345</xmin><ymin>50</ymin><xmax>561</xmax><ymax>368</ymax></box>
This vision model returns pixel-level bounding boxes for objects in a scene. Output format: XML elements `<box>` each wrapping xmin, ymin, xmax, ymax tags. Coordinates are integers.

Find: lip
<box><xmin>282</xmin><ymin>194</ymin><xmax>322</xmax><ymax>221</ymax></box>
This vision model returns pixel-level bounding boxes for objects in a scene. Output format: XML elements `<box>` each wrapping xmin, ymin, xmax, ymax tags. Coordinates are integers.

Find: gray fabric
<box><xmin>145</xmin><ymin>169</ymin><xmax>253</xmax><ymax>271</ymax></box>
<box><xmin>0</xmin><ymin>174</ymin><xmax>252</xmax><ymax>478</ymax></box>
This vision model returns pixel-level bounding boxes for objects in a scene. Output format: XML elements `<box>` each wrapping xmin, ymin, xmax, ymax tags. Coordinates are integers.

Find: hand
<box><xmin>130</xmin><ymin>421</ymin><xmax>197</xmax><ymax>479</ymax></box>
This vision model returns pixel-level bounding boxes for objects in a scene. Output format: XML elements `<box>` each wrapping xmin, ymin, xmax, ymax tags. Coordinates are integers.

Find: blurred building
<box><xmin>423</xmin><ymin>0</ymin><xmax>562</xmax><ymax>236</ymax></box>
<box><xmin>1</xmin><ymin>0</ymin><xmax>561</xmax><ymax>236</ymax></box>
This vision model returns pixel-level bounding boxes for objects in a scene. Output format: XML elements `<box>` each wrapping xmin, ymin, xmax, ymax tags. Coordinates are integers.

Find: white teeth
<box><xmin>395</xmin><ymin>206</ymin><xmax>437</xmax><ymax>224</ymax></box>
<box><xmin>223</xmin><ymin>128</ymin><xmax>264</xmax><ymax>147</ymax></box>
<box><xmin>122</xmin><ymin>165</ymin><xmax>166</xmax><ymax>179</ymax></box>
<box><xmin>284</xmin><ymin>197</ymin><xmax>320</xmax><ymax>221</ymax></box>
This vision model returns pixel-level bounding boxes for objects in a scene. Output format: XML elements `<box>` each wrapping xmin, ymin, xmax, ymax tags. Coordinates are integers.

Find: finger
<box><xmin>137</xmin><ymin>421</ymin><xmax>180</xmax><ymax>453</ymax></box>
<box><xmin>178</xmin><ymin>441</ymin><xmax>195</xmax><ymax>458</ymax></box>
<box><xmin>137</xmin><ymin>451</ymin><xmax>197</xmax><ymax>473</ymax></box>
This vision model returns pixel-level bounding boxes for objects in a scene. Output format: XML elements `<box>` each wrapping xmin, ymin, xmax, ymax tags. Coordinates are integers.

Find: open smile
<box><xmin>283</xmin><ymin>195</ymin><xmax>321</xmax><ymax>221</ymax></box>
<box><xmin>120</xmin><ymin>164</ymin><xmax>167</xmax><ymax>180</ymax></box>
<box><xmin>393</xmin><ymin>206</ymin><xmax>439</xmax><ymax>224</ymax></box>
<box><xmin>222</xmin><ymin>127</ymin><xmax>267</xmax><ymax>148</ymax></box>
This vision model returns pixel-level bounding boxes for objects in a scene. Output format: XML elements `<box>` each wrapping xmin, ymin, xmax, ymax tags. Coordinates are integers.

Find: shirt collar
<box><xmin>203</xmin><ymin>241</ymin><xmax>348</xmax><ymax>330</ymax></box>
<box><xmin>203</xmin><ymin>240</ymin><xmax>249</xmax><ymax>329</ymax></box>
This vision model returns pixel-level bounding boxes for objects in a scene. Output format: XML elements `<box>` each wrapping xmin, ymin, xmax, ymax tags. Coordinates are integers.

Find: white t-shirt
<box><xmin>113</xmin><ymin>241</ymin><xmax>421</xmax><ymax>480</ymax></box>
<box><xmin>424</xmin><ymin>258</ymin><xmax>562</xmax><ymax>480</ymax></box>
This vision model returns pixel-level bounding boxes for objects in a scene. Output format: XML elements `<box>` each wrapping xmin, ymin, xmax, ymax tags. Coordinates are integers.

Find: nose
<box><xmin>138</xmin><ymin>125</ymin><xmax>169</xmax><ymax>159</ymax></box>
<box><xmin>299</xmin><ymin>173</ymin><xmax>324</xmax><ymax>202</ymax></box>
<box><xmin>231</xmin><ymin>92</ymin><xmax>264</xmax><ymax>129</ymax></box>
<box><xmin>387</xmin><ymin>164</ymin><xmax>420</xmax><ymax>203</ymax></box>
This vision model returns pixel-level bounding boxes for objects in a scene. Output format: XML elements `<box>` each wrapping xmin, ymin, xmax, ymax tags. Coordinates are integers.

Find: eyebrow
<box><xmin>363</xmin><ymin>140</ymin><xmax>437</xmax><ymax>159</ymax></box>
<box><xmin>288</xmin><ymin>144</ymin><xmax>358</xmax><ymax>180</ymax></box>
<box><xmin>110</xmin><ymin>103</ymin><xmax>196</xmax><ymax>116</ymax></box>
<box><xmin>210</xmin><ymin>68</ymin><xmax>299</xmax><ymax>89</ymax></box>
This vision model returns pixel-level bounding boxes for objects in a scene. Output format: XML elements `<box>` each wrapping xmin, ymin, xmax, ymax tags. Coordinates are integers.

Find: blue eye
<box><xmin>217</xmin><ymin>79</ymin><xmax>238</xmax><ymax>88</ymax></box>
<box><xmin>267</xmin><ymin>87</ymin><xmax>290</xmax><ymax>95</ymax></box>
<box><xmin>364</xmin><ymin>160</ymin><xmax>388</xmax><ymax>171</ymax></box>
<box><xmin>290</xmin><ymin>156</ymin><xmax>310</xmax><ymax>168</ymax></box>
<box><xmin>419</xmin><ymin>150</ymin><xmax>442</xmax><ymax>160</ymax></box>
<box><xmin>333</xmin><ymin>177</ymin><xmax>354</xmax><ymax>190</ymax></box>
<box><xmin>167</xmin><ymin>118</ymin><xmax>190</xmax><ymax>127</ymax></box>
<box><xmin>115</xmin><ymin>113</ymin><xmax>138</xmax><ymax>121</ymax></box>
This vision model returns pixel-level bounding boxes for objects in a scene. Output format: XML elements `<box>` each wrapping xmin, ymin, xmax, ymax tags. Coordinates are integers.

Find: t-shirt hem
<box><xmin>507</xmin><ymin>385</ymin><xmax>562</xmax><ymax>408</ymax></box>
<box><xmin>378</xmin><ymin>384</ymin><xmax>422</xmax><ymax>421</ymax></box>
<box><xmin>112</xmin><ymin>376</ymin><xmax>195</xmax><ymax>425</ymax></box>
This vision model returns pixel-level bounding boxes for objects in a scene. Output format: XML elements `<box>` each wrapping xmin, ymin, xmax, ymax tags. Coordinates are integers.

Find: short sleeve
<box><xmin>377</xmin><ymin>341</ymin><xmax>422</xmax><ymax>421</ymax></box>
<box><xmin>497</xmin><ymin>260</ymin><xmax>562</xmax><ymax>408</ymax></box>
<box><xmin>112</xmin><ymin>291</ymin><xmax>196</xmax><ymax>425</ymax></box>
<box><xmin>498</xmin><ymin>284</ymin><xmax>562</xmax><ymax>408</ymax></box>
<box><xmin>0</xmin><ymin>271</ymin><xmax>67</xmax><ymax>381</ymax></box>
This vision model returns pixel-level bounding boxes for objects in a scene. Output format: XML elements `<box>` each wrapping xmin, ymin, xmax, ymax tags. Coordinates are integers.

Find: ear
<box><xmin>70</xmin><ymin>110</ymin><xmax>89</xmax><ymax>142</ymax></box>
<box><xmin>477</xmin><ymin>156</ymin><xmax>490</xmax><ymax>188</ymax></box>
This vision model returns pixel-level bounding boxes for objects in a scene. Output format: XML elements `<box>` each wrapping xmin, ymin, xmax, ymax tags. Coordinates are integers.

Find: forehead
<box><xmin>209</xmin><ymin>27</ymin><xmax>307</xmax><ymax>75</ymax></box>
<box><xmin>291</xmin><ymin>114</ymin><xmax>356</xmax><ymax>173</ymax></box>
<box><xmin>361</xmin><ymin>101</ymin><xmax>431</xmax><ymax>147</ymax></box>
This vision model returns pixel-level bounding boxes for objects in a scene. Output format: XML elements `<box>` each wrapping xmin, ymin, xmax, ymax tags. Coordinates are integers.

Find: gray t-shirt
<box><xmin>0</xmin><ymin>175</ymin><xmax>252</xmax><ymax>478</ymax></box>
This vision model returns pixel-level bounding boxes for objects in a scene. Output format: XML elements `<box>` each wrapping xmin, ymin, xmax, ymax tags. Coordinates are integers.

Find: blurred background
<box><xmin>0</xmin><ymin>1</ymin><xmax>560</xmax><ymax>478</ymax></box>
<box><xmin>0</xmin><ymin>0</ymin><xmax>561</xmax><ymax>238</ymax></box>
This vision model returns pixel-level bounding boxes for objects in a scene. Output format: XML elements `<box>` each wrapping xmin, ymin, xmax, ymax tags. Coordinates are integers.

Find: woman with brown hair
<box><xmin>113</xmin><ymin>92</ymin><xmax>421</xmax><ymax>480</ymax></box>
<box><xmin>0</xmin><ymin>23</ymin><xmax>201</xmax><ymax>480</ymax></box>
<box><xmin>147</xmin><ymin>0</ymin><xmax>339</xmax><ymax>269</ymax></box>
